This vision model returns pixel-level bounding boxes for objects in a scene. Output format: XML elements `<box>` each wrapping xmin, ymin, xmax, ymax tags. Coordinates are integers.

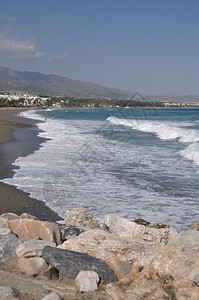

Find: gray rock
<box><xmin>16</xmin><ymin>237</ymin><xmax>56</xmax><ymax>258</ymax></box>
<box><xmin>0</xmin><ymin>217</ymin><xmax>5</xmax><ymax>229</ymax></box>
<box><xmin>103</xmin><ymin>214</ymin><xmax>177</xmax><ymax>244</ymax></box>
<box><xmin>75</xmin><ymin>270</ymin><xmax>99</xmax><ymax>292</ymax></box>
<box><xmin>64</xmin><ymin>208</ymin><xmax>99</xmax><ymax>229</ymax></box>
<box><xmin>168</xmin><ymin>229</ymin><xmax>199</xmax><ymax>249</ymax></box>
<box><xmin>41</xmin><ymin>292</ymin><xmax>62</xmax><ymax>300</ymax></box>
<box><xmin>0</xmin><ymin>228</ymin><xmax>21</xmax><ymax>262</ymax></box>
<box><xmin>0</xmin><ymin>286</ymin><xmax>20</xmax><ymax>299</ymax></box>
<box><xmin>42</xmin><ymin>246</ymin><xmax>117</xmax><ymax>282</ymax></box>
<box><xmin>59</xmin><ymin>224</ymin><xmax>89</xmax><ymax>242</ymax></box>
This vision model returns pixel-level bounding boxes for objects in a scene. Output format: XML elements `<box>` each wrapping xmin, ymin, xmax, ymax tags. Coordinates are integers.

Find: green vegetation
<box><xmin>50</xmin><ymin>96</ymin><xmax>165</xmax><ymax>108</ymax></box>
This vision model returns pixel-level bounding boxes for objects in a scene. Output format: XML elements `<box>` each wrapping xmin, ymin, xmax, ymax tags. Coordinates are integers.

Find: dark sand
<box><xmin>0</xmin><ymin>108</ymin><xmax>62</xmax><ymax>222</ymax></box>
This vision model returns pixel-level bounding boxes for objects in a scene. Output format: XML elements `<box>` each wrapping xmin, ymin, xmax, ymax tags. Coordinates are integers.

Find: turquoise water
<box><xmin>3</xmin><ymin>107</ymin><xmax>199</xmax><ymax>230</ymax></box>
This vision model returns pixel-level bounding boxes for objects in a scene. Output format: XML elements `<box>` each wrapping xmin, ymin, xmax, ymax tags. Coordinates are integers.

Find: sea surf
<box><xmin>2</xmin><ymin>107</ymin><xmax>199</xmax><ymax>230</ymax></box>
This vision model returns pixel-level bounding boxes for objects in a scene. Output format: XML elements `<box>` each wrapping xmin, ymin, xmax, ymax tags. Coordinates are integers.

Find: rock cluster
<box><xmin>1</xmin><ymin>208</ymin><xmax>199</xmax><ymax>299</ymax></box>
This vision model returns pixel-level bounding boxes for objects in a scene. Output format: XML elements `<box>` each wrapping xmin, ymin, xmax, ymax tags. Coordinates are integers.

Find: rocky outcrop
<box><xmin>42</xmin><ymin>246</ymin><xmax>117</xmax><ymax>282</ymax></box>
<box><xmin>103</xmin><ymin>214</ymin><xmax>178</xmax><ymax>244</ymax></box>
<box><xmin>75</xmin><ymin>270</ymin><xmax>99</xmax><ymax>292</ymax></box>
<box><xmin>2</xmin><ymin>209</ymin><xmax>199</xmax><ymax>299</ymax></box>
<box><xmin>58</xmin><ymin>228</ymin><xmax>160</xmax><ymax>264</ymax></box>
<box><xmin>139</xmin><ymin>229</ymin><xmax>199</xmax><ymax>283</ymax></box>
<box><xmin>9</xmin><ymin>219</ymin><xmax>61</xmax><ymax>244</ymax></box>
<box><xmin>64</xmin><ymin>208</ymin><xmax>100</xmax><ymax>229</ymax></box>
<box><xmin>0</xmin><ymin>228</ymin><xmax>21</xmax><ymax>262</ymax></box>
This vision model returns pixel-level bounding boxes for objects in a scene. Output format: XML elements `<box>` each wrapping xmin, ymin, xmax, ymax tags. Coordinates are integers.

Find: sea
<box><xmin>2</xmin><ymin>107</ymin><xmax>199</xmax><ymax>230</ymax></box>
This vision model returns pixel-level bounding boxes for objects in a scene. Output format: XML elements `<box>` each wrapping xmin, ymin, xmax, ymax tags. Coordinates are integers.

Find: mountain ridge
<box><xmin>0</xmin><ymin>66</ymin><xmax>129</xmax><ymax>99</ymax></box>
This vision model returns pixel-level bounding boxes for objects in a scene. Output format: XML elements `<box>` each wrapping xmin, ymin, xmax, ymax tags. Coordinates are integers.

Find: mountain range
<box><xmin>0</xmin><ymin>66</ymin><xmax>129</xmax><ymax>99</ymax></box>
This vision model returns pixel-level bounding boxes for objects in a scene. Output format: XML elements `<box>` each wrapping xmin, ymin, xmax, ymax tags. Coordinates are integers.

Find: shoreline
<box><xmin>0</xmin><ymin>108</ymin><xmax>62</xmax><ymax>222</ymax></box>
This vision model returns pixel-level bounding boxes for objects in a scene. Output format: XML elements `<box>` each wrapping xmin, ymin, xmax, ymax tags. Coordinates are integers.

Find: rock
<box><xmin>0</xmin><ymin>217</ymin><xmax>8</xmax><ymax>229</ymax></box>
<box><xmin>133</xmin><ymin>218</ymin><xmax>170</xmax><ymax>229</ymax></box>
<box><xmin>189</xmin><ymin>222</ymin><xmax>199</xmax><ymax>231</ymax></box>
<box><xmin>41</xmin><ymin>292</ymin><xmax>62</xmax><ymax>300</ymax></box>
<box><xmin>16</xmin><ymin>237</ymin><xmax>56</xmax><ymax>258</ymax></box>
<box><xmin>18</xmin><ymin>256</ymin><xmax>48</xmax><ymax>276</ymax></box>
<box><xmin>9</xmin><ymin>219</ymin><xmax>61</xmax><ymax>244</ymax></box>
<box><xmin>42</xmin><ymin>267</ymin><xmax>59</xmax><ymax>280</ymax></box>
<box><xmin>106</xmin><ymin>254</ymin><xmax>132</xmax><ymax>279</ymax></box>
<box><xmin>173</xmin><ymin>279</ymin><xmax>199</xmax><ymax>299</ymax></box>
<box><xmin>59</xmin><ymin>224</ymin><xmax>89</xmax><ymax>242</ymax></box>
<box><xmin>0</xmin><ymin>269</ymin><xmax>77</xmax><ymax>299</ymax></box>
<box><xmin>58</xmin><ymin>228</ymin><xmax>159</xmax><ymax>264</ymax></box>
<box><xmin>20</xmin><ymin>212</ymin><xmax>38</xmax><ymax>220</ymax></box>
<box><xmin>0</xmin><ymin>213</ymin><xmax>20</xmax><ymax>221</ymax></box>
<box><xmin>0</xmin><ymin>286</ymin><xmax>20</xmax><ymax>300</ymax></box>
<box><xmin>105</xmin><ymin>266</ymin><xmax>172</xmax><ymax>300</ymax></box>
<box><xmin>64</xmin><ymin>208</ymin><xmax>99</xmax><ymax>229</ymax></box>
<box><xmin>168</xmin><ymin>229</ymin><xmax>199</xmax><ymax>249</ymax></box>
<box><xmin>0</xmin><ymin>228</ymin><xmax>21</xmax><ymax>262</ymax></box>
<box><xmin>75</xmin><ymin>270</ymin><xmax>99</xmax><ymax>292</ymax></box>
<box><xmin>103</xmin><ymin>214</ymin><xmax>177</xmax><ymax>244</ymax></box>
<box><xmin>42</xmin><ymin>246</ymin><xmax>117</xmax><ymax>282</ymax></box>
<box><xmin>140</xmin><ymin>244</ymin><xmax>199</xmax><ymax>283</ymax></box>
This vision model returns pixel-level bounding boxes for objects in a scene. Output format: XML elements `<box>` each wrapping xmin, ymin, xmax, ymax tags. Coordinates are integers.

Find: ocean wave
<box><xmin>107</xmin><ymin>116</ymin><xmax>199</xmax><ymax>144</ymax></box>
<box><xmin>180</xmin><ymin>143</ymin><xmax>199</xmax><ymax>165</ymax></box>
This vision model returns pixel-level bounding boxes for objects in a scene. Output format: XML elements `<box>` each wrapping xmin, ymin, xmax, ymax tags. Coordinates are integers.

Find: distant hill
<box><xmin>0</xmin><ymin>66</ymin><xmax>129</xmax><ymax>98</ymax></box>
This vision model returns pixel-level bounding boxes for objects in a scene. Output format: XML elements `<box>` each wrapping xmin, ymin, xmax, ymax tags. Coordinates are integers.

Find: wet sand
<box><xmin>0</xmin><ymin>108</ymin><xmax>62</xmax><ymax>222</ymax></box>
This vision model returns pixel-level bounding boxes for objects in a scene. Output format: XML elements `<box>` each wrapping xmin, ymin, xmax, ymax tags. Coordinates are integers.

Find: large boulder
<box><xmin>9</xmin><ymin>219</ymin><xmax>61</xmax><ymax>244</ymax></box>
<box><xmin>139</xmin><ymin>230</ymin><xmax>199</xmax><ymax>283</ymax></box>
<box><xmin>168</xmin><ymin>229</ymin><xmax>199</xmax><ymax>249</ymax></box>
<box><xmin>106</xmin><ymin>265</ymin><xmax>199</xmax><ymax>300</ymax></box>
<box><xmin>58</xmin><ymin>228</ymin><xmax>160</xmax><ymax>263</ymax></box>
<box><xmin>106</xmin><ymin>266</ymin><xmax>172</xmax><ymax>300</ymax></box>
<box><xmin>16</xmin><ymin>238</ymin><xmax>56</xmax><ymax>258</ymax></box>
<box><xmin>103</xmin><ymin>214</ymin><xmax>177</xmax><ymax>244</ymax></box>
<box><xmin>0</xmin><ymin>228</ymin><xmax>21</xmax><ymax>262</ymax></box>
<box><xmin>64</xmin><ymin>208</ymin><xmax>99</xmax><ymax>229</ymax></box>
<box><xmin>42</xmin><ymin>246</ymin><xmax>117</xmax><ymax>282</ymax></box>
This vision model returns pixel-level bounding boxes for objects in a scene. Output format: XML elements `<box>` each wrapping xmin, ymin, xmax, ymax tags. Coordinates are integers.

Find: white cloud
<box><xmin>0</xmin><ymin>32</ymin><xmax>46</xmax><ymax>60</ymax></box>
<box><xmin>48</xmin><ymin>52</ymin><xmax>70</xmax><ymax>62</ymax></box>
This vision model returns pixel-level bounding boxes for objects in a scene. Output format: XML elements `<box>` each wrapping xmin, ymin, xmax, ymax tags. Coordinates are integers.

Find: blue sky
<box><xmin>0</xmin><ymin>0</ymin><xmax>199</xmax><ymax>95</ymax></box>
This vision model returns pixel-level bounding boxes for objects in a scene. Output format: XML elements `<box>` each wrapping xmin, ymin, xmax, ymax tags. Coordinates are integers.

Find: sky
<box><xmin>0</xmin><ymin>0</ymin><xmax>199</xmax><ymax>96</ymax></box>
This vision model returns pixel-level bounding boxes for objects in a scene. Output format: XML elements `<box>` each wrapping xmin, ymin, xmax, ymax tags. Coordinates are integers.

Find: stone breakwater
<box><xmin>1</xmin><ymin>208</ymin><xmax>199</xmax><ymax>299</ymax></box>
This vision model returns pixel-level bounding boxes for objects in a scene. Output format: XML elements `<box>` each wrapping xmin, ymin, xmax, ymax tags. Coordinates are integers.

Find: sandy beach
<box><xmin>0</xmin><ymin>108</ymin><xmax>62</xmax><ymax>222</ymax></box>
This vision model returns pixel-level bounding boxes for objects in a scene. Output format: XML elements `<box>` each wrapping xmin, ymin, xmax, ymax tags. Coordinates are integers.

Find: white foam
<box><xmin>2</xmin><ymin>109</ymin><xmax>199</xmax><ymax>230</ymax></box>
<box><xmin>180</xmin><ymin>143</ymin><xmax>199</xmax><ymax>165</ymax></box>
<box><xmin>107</xmin><ymin>116</ymin><xmax>199</xmax><ymax>143</ymax></box>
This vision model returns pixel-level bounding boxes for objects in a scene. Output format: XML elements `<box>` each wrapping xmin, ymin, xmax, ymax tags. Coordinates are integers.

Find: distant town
<box><xmin>1</xmin><ymin>91</ymin><xmax>199</xmax><ymax>109</ymax></box>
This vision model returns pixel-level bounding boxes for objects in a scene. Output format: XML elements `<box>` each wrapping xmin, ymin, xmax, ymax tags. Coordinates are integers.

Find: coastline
<box><xmin>0</xmin><ymin>108</ymin><xmax>62</xmax><ymax>222</ymax></box>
